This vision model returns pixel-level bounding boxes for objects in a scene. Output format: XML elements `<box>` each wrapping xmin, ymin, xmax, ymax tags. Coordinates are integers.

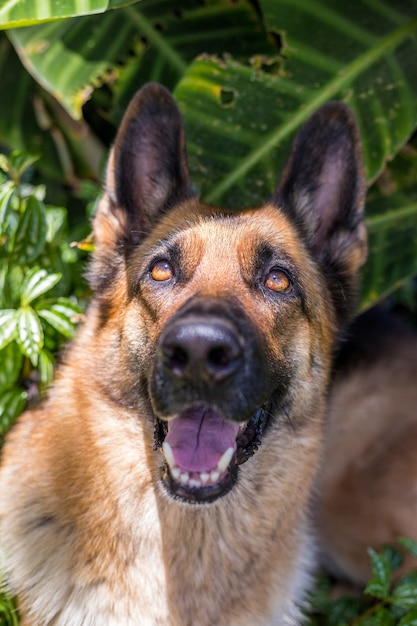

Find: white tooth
<box><xmin>189</xmin><ymin>479</ymin><xmax>201</xmax><ymax>489</ymax></box>
<box><xmin>200</xmin><ymin>473</ymin><xmax>210</xmax><ymax>484</ymax></box>
<box><xmin>180</xmin><ymin>472</ymin><xmax>190</xmax><ymax>485</ymax></box>
<box><xmin>171</xmin><ymin>467</ymin><xmax>181</xmax><ymax>480</ymax></box>
<box><xmin>210</xmin><ymin>470</ymin><xmax>220</xmax><ymax>483</ymax></box>
<box><xmin>217</xmin><ymin>447</ymin><xmax>234</xmax><ymax>473</ymax></box>
<box><xmin>162</xmin><ymin>441</ymin><xmax>176</xmax><ymax>469</ymax></box>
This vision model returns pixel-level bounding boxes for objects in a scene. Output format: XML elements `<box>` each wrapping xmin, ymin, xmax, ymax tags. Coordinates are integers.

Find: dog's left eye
<box><xmin>150</xmin><ymin>260</ymin><xmax>174</xmax><ymax>282</ymax></box>
<box><xmin>265</xmin><ymin>269</ymin><xmax>292</xmax><ymax>294</ymax></box>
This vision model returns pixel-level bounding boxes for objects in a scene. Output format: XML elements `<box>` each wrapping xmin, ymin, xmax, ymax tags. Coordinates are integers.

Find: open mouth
<box><xmin>154</xmin><ymin>403</ymin><xmax>271</xmax><ymax>503</ymax></box>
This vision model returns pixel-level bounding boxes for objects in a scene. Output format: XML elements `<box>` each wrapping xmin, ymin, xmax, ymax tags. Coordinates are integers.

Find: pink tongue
<box><xmin>165</xmin><ymin>406</ymin><xmax>239</xmax><ymax>473</ymax></box>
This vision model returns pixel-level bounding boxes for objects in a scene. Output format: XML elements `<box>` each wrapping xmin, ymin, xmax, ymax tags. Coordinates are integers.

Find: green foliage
<box><xmin>0</xmin><ymin>152</ymin><xmax>84</xmax><ymax>440</ymax></box>
<box><xmin>307</xmin><ymin>540</ymin><xmax>417</xmax><ymax>626</ymax></box>
<box><xmin>0</xmin><ymin>589</ymin><xmax>19</xmax><ymax>626</ymax></box>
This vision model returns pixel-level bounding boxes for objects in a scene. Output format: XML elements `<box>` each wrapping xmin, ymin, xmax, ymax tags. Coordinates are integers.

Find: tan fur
<box><xmin>315</xmin><ymin>310</ymin><xmax>417</xmax><ymax>584</ymax></box>
<box><xmin>0</xmin><ymin>84</ymin><xmax>369</xmax><ymax>625</ymax></box>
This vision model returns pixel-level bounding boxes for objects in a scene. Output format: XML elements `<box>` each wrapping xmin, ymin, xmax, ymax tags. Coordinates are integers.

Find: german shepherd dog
<box><xmin>0</xmin><ymin>82</ymin><xmax>372</xmax><ymax>625</ymax></box>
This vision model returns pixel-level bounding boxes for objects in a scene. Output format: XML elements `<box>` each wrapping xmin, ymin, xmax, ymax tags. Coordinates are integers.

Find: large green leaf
<box><xmin>16</xmin><ymin>305</ymin><xmax>43</xmax><ymax>363</ymax></box>
<box><xmin>0</xmin><ymin>0</ymin><xmax>139</xmax><ymax>29</ymax></box>
<box><xmin>262</xmin><ymin>0</ymin><xmax>417</xmax><ymax>184</ymax></box>
<box><xmin>362</xmin><ymin>188</ymin><xmax>417</xmax><ymax>308</ymax></box>
<box><xmin>175</xmin><ymin>5</ymin><xmax>417</xmax><ymax>208</ymax></box>
<box><xmin>0</xmin><ymin>36</ymin><xmax>104</xmax><ymax>183</ymax></box>
<box><xmin>6</xmin><ymin>0</ymin><xmax>273</xmax><ymax>120</ymax></box>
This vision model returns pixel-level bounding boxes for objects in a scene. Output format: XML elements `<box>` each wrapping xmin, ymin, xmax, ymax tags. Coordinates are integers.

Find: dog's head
<box><xmin>89</xmin><ymin>83</ymin><xmax>367</xmax><ymax>504</ymax></box>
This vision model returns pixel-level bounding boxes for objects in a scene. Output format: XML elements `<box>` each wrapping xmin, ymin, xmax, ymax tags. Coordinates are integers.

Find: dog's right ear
<box><xmin>94</xmin><ymin>83</ymin><xmax>194</xmax><ymax>250</ymax></box>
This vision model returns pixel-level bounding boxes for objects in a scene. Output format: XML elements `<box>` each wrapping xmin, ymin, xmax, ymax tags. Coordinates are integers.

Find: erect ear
<box><xmin>94</xmin><ymin>83</ymin><xmax>194</xmax><ymax>248</ymax></box>
<box><xmin>274</xmin><ymin>102</ymin><xmax>367</xmax><ymax>322</ymax></box>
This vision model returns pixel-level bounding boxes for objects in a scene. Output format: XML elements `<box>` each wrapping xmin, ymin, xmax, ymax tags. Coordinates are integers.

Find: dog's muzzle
<box><xmin>150</xmin><ymin>300</ymin><xmax>273</xmax><ymax>504</ymax></box>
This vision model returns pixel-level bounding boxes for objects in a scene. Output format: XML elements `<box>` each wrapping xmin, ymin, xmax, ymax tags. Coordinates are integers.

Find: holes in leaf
<box><xmin>268</xmin><ymin>30</ymin><xmax>284</xmax><ymax>54</ymax></box>
<box><xmin>220</xmin><ymin>87</ymin><xmax>237</xmax><ymax>108</ymax></box>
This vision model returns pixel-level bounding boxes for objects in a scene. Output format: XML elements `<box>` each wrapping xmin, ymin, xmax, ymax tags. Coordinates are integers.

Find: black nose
<box><xmin>160</xmin><ymin>316</ymin><xmax>243</xmax><ymax>383</ymax></box>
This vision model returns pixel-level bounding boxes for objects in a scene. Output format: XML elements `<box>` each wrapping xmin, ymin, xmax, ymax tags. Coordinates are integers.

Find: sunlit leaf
<box><xmin>176</xmin><ymin>2</ymin><xmax>417</xmax><ymax>209</ymax></box>
<box><xmin>365</xmin><ymin>548</ymin><xmax>391</xmax><ymax>599</ymax></box>
<box><xmin>6</xmin><ymin>0</ymin><xmax>273</xmax><ymax>120</ymax></box>
<box><xmin>0</xmin><ymin>309</ymin><xmax>19</xmax><ymax>350</ymax></box>
<box><xmin>16</xmin><ymin>305</ymin><xmax>43</xmax><ymax>363</ymax></box>
<box><xmin>392</xmin><ymin>582</ymin><xmax>417</xmax><ymax>610</ymax></box>
<box><xmin>0</xmin><ymin>180</ymin><xmax>15</xmax><ymax>234</ymax></box>
<box><xmin>0</xmin><ymin>0</ymin><xmax>140</xmax><ymax>29</ymax></box>
<box><xmin>20</xmin><ymin>268</ymin><xmax>61</xmax><ymax>305</ymax></box>
<box><xmin>38</xmin><ymin>307</ymin><xmax>76</xmax><ymax>338</ymax></box>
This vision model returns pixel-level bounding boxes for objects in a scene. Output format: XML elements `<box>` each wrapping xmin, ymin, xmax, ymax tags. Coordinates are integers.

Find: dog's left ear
<box><xmin>274</xmin><ymin>102</ymin><xmax>367</xmax><ymax>321</ymax></box>
<box><xmin>95</xmin><ymin>83</ymin><xmax>194</xmax><ymax>247</ymax></box>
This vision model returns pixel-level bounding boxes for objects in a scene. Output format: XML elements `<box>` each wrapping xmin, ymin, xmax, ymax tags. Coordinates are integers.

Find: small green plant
<box><xmin>0</xmin><ymin>588</ymin><xmax>18</xmax><ymax>626</ymax></box>
<box><xmin>307</xmin><ymin>538</ymin><xmax>417</xmax><ymax>625</ymax></box>
<box><xmin>0</xmin><ymin>151</ymin><xmax>85</xmax><ymax>442</ymax></box>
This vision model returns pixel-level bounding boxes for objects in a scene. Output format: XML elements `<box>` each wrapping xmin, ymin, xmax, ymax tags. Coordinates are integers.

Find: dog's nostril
<box><xmin>163</xmin><ymin>344</ymin><xmax>189</xmax><ymax>374</ymax></box>
<box><xmin>168</xmin><ymin>346</ymin><xmax>188</xmax><ymax>372</ymax></box>
<box><xmin>208</xmin><ymin>346</ymin><xmax>232</xmax><ymax>370</ymax></box>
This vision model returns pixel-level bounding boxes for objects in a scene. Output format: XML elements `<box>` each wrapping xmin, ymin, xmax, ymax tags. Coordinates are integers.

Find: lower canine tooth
<box><xmin>162</xmin><ymin>441</ymin><xmax>176</xmax><ymax>469</ymax></box>
<box><xmin>210</xmin><ymin>470</ymin><xmax>220</xmax><ymax>483</ymax></box>
<box><xmin>171</xmin><ymin>467</ymin><xmax>181</xmax><ymax>480</ymax></box>
<box><xmin>217</xmin><ymin>447</ymin><xmax>234</xmax><ymax>473</ymax></box>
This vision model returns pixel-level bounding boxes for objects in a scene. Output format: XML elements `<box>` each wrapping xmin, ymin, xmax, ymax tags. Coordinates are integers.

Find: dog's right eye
<box><xmin>150</xmin><ymin>260</ymin><xmax>174</xmax><ymax>282</ymax></box>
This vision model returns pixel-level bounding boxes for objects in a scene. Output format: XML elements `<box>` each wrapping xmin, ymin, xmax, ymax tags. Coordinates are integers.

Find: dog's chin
<box><xmin>154</xmin><ymin>403</ymin><xmax>271</xmax><ymax>504</ymax></box>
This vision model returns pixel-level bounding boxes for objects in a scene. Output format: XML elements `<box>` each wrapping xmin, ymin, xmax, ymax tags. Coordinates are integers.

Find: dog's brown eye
<box><xmin>150</xmin><ymin>260</ymin><xmax>174</xmax><ymax>282</ymax></box>
<box><xmin>265</xmin><ymin>269</ymin><xmax>291</xmax><ymax>293</ymax></box>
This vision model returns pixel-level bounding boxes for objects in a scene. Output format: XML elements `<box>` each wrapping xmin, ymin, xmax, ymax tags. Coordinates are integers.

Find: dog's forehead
<box><xmin>170</xmin><ymin>203</ymin><xmax>307</xmax><ymax>266</ymax></box>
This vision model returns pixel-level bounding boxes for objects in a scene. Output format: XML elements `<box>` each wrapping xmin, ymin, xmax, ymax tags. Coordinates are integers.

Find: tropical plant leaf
<box><xmin>0</xmin><ymin>180</ymin><xmax>15</xmax><ymax>234</ymax></box>
<box><xmin>110</xmin><ymin>0</ymin><xmax>276</xmax><ymax>121</ymax></box>
<box><xmin>5</xmin><ymin>0</ymin><xmax>273</xmax><ymax>120</ymax></box>
<box><xmin>12</xmin><ymin>195</ymin><xmax>47</xmax><ymax>263</ymax></box>
<box><xmin>20</xmin><ymin>268</ymin><xmax>61</xmax><ymax>305</ymax></box>
<box><xmin>398</xmin><ymin>537</ymin><xmax>417</xmax><ymax>559</ymax></box>
<box><xmin>398</xmin><ymin>609</ymin><xmax>417</xmax><ymax>626</ymax></box>
<box><xmin>0</xmin><ymin>36</ymin><xmax>104</xmax><ymax>183</ymax></box>
<box><xmin>176</xmin><ymin>3</ymin><xmax>417</xmax><ymax>209</ymax></box>
<box><xmin>38</xmin><ymin>348</ymin><xmax>54</xmax><ymax>385</ymax></box>
<box><xmin>365</xmin><ymin>548</ymin><xmax>391</xmax><ymax>599</ymax></box>
<box><xmin>361</xmin><ymin>188</ymin><xmax>417</xmax><ymax>307</ymax></box>
<box><xmin>37</xmin><ymin>307</ymin><xmax>77</xmax><ymax>338</ymax></box>
<box><xmin>0</xmin><ymin>0</ymin><xmax>140</xmax><ymax>30</ymax></box>
<box><xmin>0</xmin><ymin>341</ymin><xmax>23</xmax><ymax>390</ymax></box>
<box><xmin>261</xmin><ymin>0</ymin><xmax>417</xmax><ymax>184</ymax></box>
<box><xmin>0</xmin><ymin>387</ymin><xmax>27</xmax><ymax>435</ymax></box>
<box><xmin>0</xmin><ymin>309</ymin><xmax>19</xmax><ymax>350</ymax></box>
<box><xmin>16</xmin><ymin>305</ymin><xmax>43</xmax><ymax>363</ymax></box>
<box><xmin>392</xmin><ymin>582</ymin><xmax>417</xmax><ymax>610</ymax></box>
